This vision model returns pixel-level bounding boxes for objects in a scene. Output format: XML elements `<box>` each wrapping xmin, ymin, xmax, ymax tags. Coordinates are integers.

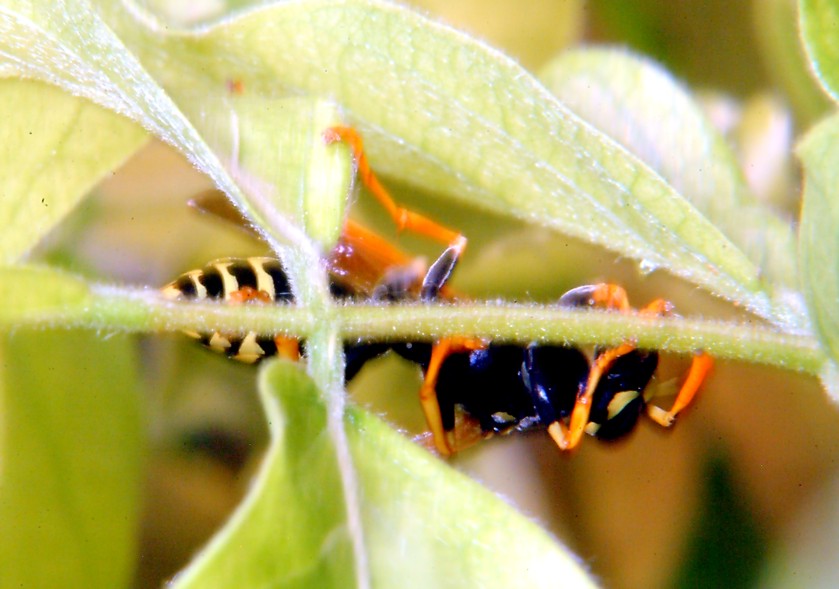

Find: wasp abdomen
<box><xmin>161</xmin><ymin>257</ymin><xmax>295</xmax><ymax>363</ymax></box>
<box><xmin>161</xmin><ymin>257</ymin><xmax>293</xmax><ymax>303</ymax></box>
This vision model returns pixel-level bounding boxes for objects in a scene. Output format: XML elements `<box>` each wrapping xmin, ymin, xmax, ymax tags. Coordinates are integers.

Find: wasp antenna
<box><xmin>421</xmin><ymin>245</ymin><xmax>461</xmax><ymax>301</ymax></box>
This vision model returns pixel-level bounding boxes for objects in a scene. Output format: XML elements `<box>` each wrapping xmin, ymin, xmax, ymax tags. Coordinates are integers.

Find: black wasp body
<box><xmin>432</xmin><ymin>344</ymin><xmax>658</xmax><ymax>443</ymax></box>
<box><xmin>162</xmin><ymin>254</ymin><xmax>691</xmax><ymax>455</ymax></box>
<box><xmin>161</xmin><ymin>126</ymin><xmax>711</xmax><ymax>454</ymax></box>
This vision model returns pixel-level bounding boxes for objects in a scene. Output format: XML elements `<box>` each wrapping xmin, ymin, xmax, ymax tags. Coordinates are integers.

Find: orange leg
<box><xmin>646</xmin><ymin>352</ymin><xmax>713</xmax><ymax>427</ymax></box>
<box><xmin>638</xmin><ymin>297</ymin><xmax>674</xmax><ymax>317</ymax></box>
<box><xmin>561</xmin><ymin>283</ymin><xmax>631</xmax><ymax>311</ymax></box>
<box><xmin>552</xmin><ymin>288</ymin><xmax>679</xmax><ymax>451</ymax></box>
<box><xmin>635</xmin><ymin>296</ymin><xmax>712</xmax><ymax>426</ymax></box>
<box><xmin>591</xmin><ymin>283</ymin><xmax>632</xmax><ymax>311</ymax></box>
<box><xmin>274</xmin><ymin>337</ymin><xmax>301</xmax><ymax>361</ymax></box>
<box><xmin>323</xmin><ymin>126</ymin><xmax>467</xmax><ymax>256</ymax></box>
<box><xmin>419</xmin><ymin>337</ymin><xmax>485</xmax><ymax>456</ymax></box>
<box><xmin>560</xmin><ymin>342</ymin><xmax>637</xmax><ymax>450</ymax></box>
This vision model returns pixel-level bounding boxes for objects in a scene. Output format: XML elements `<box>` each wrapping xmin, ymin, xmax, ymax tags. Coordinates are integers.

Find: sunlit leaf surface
<box><xmin>800</xmin><ymin>0</ymin><xmax>839</xmax><ymax>102</ymax></box>
<box><xmin>0</xmin><ymin>265</ymin><xmax>91</xmax><ymax>324</ymax></box>
<box><xmin>90</xmin><ymin>0</ymin><xmax>777</xmax><ymax>323</ymax></box>
<box><xmin>540</xmin><ymin>48</ymin><xmax>799</xmax><ymax>298</ymax></box>
<box><xmin>797</xmin><ymin>113</ymin><xmax>839</xmax><ymax>391</ymax></box>
<box><xmin>0</xmin><ymin>79</ymin><xmax>147</xmax><ymax>262</ymax></box>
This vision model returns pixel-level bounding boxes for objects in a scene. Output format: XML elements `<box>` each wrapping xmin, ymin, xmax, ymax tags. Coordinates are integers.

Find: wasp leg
<box><xmin>228</xmin><ymin>287</ymin><xmax>300</xmax><ymax>363</ymax></box>
<box><xmin>323</xmin><ymin>126</ymin><xmax>467</xmax><ymax>255</ymax></box>
<box><xmin>274</xmin><ymin>337</ymin><xmax>301</xmax><ymax>361</ymax></box>
<box><xmin>553</xmin><ymin>287</ymin><xmax>678</xmax><ymax>450</ymax></box>
<box><xmin>419</xmin><ymin>337</ymin><xmax>485</xmax><ymax>456</ymax></box>
<box><xmin>646</xmin><ymin>352</ymin><xmax>713</xmax><ymax>427</ymax></box>
<box><xmin>559</xmin><ymin>342</ymin><xmax>638</xmax><ymax>450</ymax></box>
<box><xmin>636</xmin><ymin>298</ymin><xmax>711</xmax><ymax>427</ymax></box>
<box><xmin>637</xmin><ymin>297</ymin><xmax>674</xmax><ymax>317</ymax></box>
<box><xmin>635</xmin><ymin>297</ymin><xmax>713</xmax><ymax>426</ymax></box>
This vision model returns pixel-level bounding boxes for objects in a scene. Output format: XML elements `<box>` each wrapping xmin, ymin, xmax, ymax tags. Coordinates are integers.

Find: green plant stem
<box><xmin>13</xmin><ymin>284</ymin><xmax>825</xmax><ymax>376</ymax></box>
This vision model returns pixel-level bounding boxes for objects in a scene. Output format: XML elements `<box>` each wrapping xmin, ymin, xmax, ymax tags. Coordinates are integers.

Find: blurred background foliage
<box><xmin>21</xmin><ymin>0</ymin><xmax>839</xmax><ymax>587</ymax></box>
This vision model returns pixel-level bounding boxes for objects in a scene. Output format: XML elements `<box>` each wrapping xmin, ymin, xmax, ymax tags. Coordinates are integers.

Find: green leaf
<box><xmin>0</xmin><ymin>0</ymin><xmax>231</xmax><ymax>194</ymax></box>
<box><xmin>539</xmin><ymin>48</ymin><xmax>799</xmax><ymax>297</ymax></box>
<box><xmin>204</xmin><ymin>96</ymin><xmax>350</xmax><ymax>250</ymax></box>
<box><xmin>171</xmin><ymin>360</ymin><xmax>357</xmax><ymax>589</ymax></box>
<box><xmin>0</xmin><ymin>329</ymin><xmax>143</xmax><ymax>588</ymax></box>
<box><xmin>93</xmin><ymin>0</ymin><xmax>777</xmax><ymax>323</ymax></box>
<box><xmin>0</xmin><ymin>264</ymin><xmax>92</xmax><ymax>324</ymax></box>
<box><xmin>156</xmin><ymin>90</ymin><xmax>351</xmax><ymax>252</ymax></box>
<box><xmin>347</xmin><ymin>397</ymin><xmax>595</xmax><ymax>588</ymax></box>
<box><xmin>0</xmin><ymin>0</ymin><xmax>351</xmax><ymax>257</ymax></box>
<box><xmin>819</xmin><ymin>360</ymin><xmax>839</xmax><ymax>402</ymax></box>
<box><xmin>754</xmin><ymin>0</ymin><xmax>831</xmax><ymax>126</ymax></box>
<box><xmin>797</xmin><ymin>113</ymin><xmax>839</xmax><ymax>387</ymax></box>
<box><xmin>800</xmin><ymin>0</ymin><xmax>839</xmax><ymax>102</ymax></box>
<box><xmin>172</xmin><ymin>361</ymin><xmax>597</xmax><ymax>589</ymax></box>
<box><xmin>0</xmin><ymin>78</ymin><xmax>147</xmax><ymax>262</ymax></box>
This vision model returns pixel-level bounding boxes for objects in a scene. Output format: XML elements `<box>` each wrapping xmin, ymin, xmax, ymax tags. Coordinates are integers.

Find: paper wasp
<box><xmin>162</xmin><ymin>126</ymin><xmax>713</xmax><ymax>455</ymax></box>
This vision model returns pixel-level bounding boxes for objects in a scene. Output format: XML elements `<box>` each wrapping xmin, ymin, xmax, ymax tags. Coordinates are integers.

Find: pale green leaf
<box><xmin>797</xmin><ymin>113</ymin><xmax>839</xmax><ymax>376</ymax></box>
<box><xmin>0</xmin><ymin>264</ymin><xmax>91</xmax><ymax>324</ymax></box>
<box><xmin>0</xmin><ymin>329</ymin><xmax>143</xmax><ymax>588</ymax></box>
<box><xmin>800</xmin><ymin>0</ymin><xmax>839</xmax><ymax>102</ymax></box>
<box><xmin>410</xmin><ymin>0</ymin><xmax>585</xmax><ymax>70</ymax></box>
<box><xmin>820</xmin><ymin>360</ymin><xmax>839</xmax><ymax>403</ymax></box>
<box><xmin>173</xmin><ymin>361</ymin><xmax>597</xmax><ymax>589</ymax></box>
<box><xmin>93</xmin><ymin>0</ymin><xmax>779</xmax><ymax>323</ymax></box>
<box><xmin>347</xmin><ymin>399</ymin><xmax>596</xmax><ymax>588</ymax></box>
<box><xmin>540</xmin><ymin>48</ymin><xmax>800</xmax><ymax>300</ymax></box>
<box><xmin>212</xmin><ymin>97</ymin><xmax>349</xmax><ymax>250</ymax></box>
<box><xmin>0</xmin><ymin>78</ymin><xmax>147</xmax><ymax>262</ymax></box>
<box><xmin>0</xmin><ymin>0</ymin><xmax>350</xmax><ymax>256</ymax></box>
<box><xmin>151</xmin><ymin>90</ymin><xmax>350</xmax><ymax>251</ymax></box>
<box><xmin>170</xmin><ymin>360</ymin><xmax>364</xmax><ymax>589</ymax></box>
<box><xmin>754</xmin><ymin>0</ymin><xmax>830</xmax><ymax>126</ymax></box>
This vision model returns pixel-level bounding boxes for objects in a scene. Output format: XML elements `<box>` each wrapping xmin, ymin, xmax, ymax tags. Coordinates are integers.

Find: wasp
<box><xmin>162</xmin><ymin>127</ymin><xmax>713</xmax><ymax>455</ymax></box>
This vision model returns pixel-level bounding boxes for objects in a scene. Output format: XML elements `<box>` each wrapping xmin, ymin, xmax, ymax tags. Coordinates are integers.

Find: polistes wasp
<box><xmin>162</xmin><ymin>127</ymin><xmax>713</xmax><ymax>455</ymax></box>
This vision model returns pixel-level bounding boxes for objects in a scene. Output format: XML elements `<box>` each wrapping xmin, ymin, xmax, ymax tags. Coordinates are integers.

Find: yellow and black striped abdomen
<box><xmin>161</xmin><ymin>257</ymin><xmax>294</xmax><ymax>363</ymax></box>
<box><xmin>161</xmin><ymin>257</ymin><xmax>293</xmax><ymax>303</ymax></box>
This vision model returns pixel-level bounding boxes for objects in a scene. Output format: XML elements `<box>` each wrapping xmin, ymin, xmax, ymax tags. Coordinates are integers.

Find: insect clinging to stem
<box><xmin>162</xmin><ymin>126</ymin><xmax>713</xmax><ymax>455</ymax></box>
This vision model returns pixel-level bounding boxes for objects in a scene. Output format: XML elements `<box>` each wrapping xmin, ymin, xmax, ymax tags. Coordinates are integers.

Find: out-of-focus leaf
<box><xmin>800</xmin><ymin>0</ymin><xmax>839</xmax><ymax>102</ymax></box>
<box><xmin>540</xmin><ymin>48</ymin><xmax>800</xmax><ymax>306</ymax></box>
<box><xmin>172</xmin><ymin>360</ymin><xmax>597</xmax><ymax>589</ymax></box>
<box><xmin>819</xmin><ymin>361</ymin><xmax>839</xmax><ymax>402</ymax></box>
<box><xmin>0</xmin><ymin>78</ymin><xmax>147</xmax><ymax>262</ymax></box>
<box><xmin>753</xmin><ymin>0</ymin><xmax>830</xmax><ymax>126</ymax></box>
<box><xmin>725</xmin><ymin>94</ymin><xmax>796</xmax><ymax>212</ymax></box>
<box><xmin>409</xmin><ymin>0</ymin><xmax>585</xmax><ymax>69</ymax></box>
<box><xmin>0</xmin><ymin>264</ymin><xmax>91</xmax><ymax>324</ymax></box>
<box><xmin>797</xmin><ymin>113</ymin><xmax>839</xmax><ymax>393</ymax></box>
<box><xmin>96</xmin><ymin>0</ymin><xmax>777</xmax><ymax>323</ymax></box>
<box><xmin>0</xmin><ymin>329</ymin><xmax>143</xmax><ymax>588</ymax></box>
<box><xmin>672</xmin><ymin>454</ymin><xmax>767</xmax><ymax>588</ymax></box>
